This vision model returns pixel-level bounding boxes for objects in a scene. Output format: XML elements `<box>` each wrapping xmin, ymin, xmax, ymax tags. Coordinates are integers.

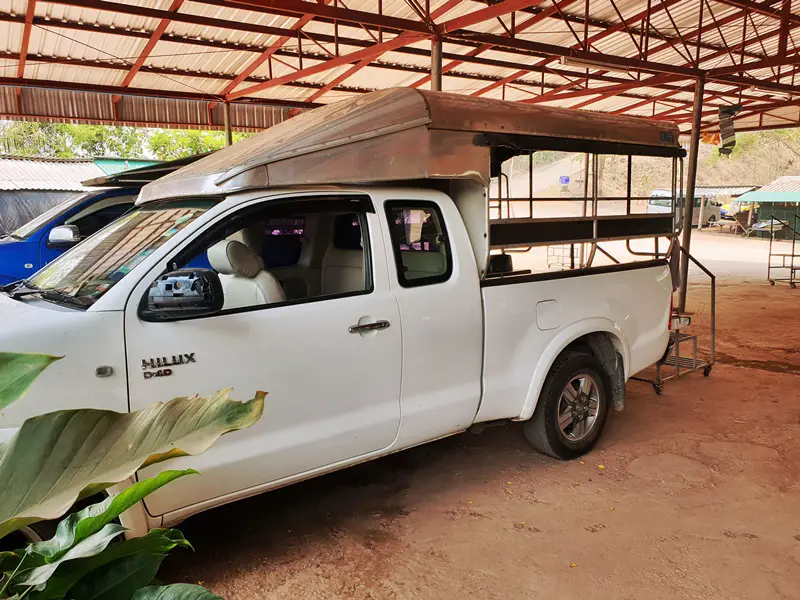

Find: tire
<box><xmin>0</xmin><ymin>521</ymin><xmax>56</xmax><ymax>551</ymax></box>
<box><xmin>524</xmin><ymin>352</ymin><xmax>611</xmax><ymax>460</ymax></box>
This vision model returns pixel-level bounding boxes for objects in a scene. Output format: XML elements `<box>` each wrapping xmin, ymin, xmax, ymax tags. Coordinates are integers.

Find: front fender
<box><xmin>515</xmin><ymin>317</ymin><xmax>630</xmax><ymax>422</ymax></box>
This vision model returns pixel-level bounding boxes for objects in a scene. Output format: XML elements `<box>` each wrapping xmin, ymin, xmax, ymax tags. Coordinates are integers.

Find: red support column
<box><xmin>678</xmin><ymin>74</ymin><xmax>706</xmax><ymax>313</ymax></box>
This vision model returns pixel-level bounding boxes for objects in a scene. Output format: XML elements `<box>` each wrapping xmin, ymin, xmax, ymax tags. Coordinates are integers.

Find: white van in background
<box><xmin>648</xmin><ymin>190</ymin><xmax>721</xmax><ymax>227</ymax></box>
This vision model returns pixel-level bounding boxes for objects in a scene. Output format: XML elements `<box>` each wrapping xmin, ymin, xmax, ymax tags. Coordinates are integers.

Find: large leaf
<box><xmin>64</xmin><ymin>553</ymin><xmax>166</xmax><ymax>600</ymax></box>
<box><xmin>132</xmin><ymin>585</ymin><xmax>223</xmax><ymax>600</ymax></box>
<box><xmin>0</xmin><ymin>352</ymin><xmax>61</xmax><ymax>413</ymax></box>
<box><xmin>30</xmin><ymin>470</ymin><xmax>197</xmax><ymax>561</ymax></box>
<box><xmin>17</xmin><ymin>524</ymin><xmax>126</xmax><ymax>587</ymax></box>
<box><xmin>0</xmin><ymin>389</ymin><xmax>265</xmax><ymax>539</ymax></box>
<box><xmin>26</xmin><ymin>530</ymin><xmax>191</xmax><ymax>600</ymax></box>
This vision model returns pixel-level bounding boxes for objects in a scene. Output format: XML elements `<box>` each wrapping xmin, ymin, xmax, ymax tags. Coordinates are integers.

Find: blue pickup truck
<box><xmin>0</xmin><ymin>155</ymin><xmax>206</xmax><ymax>285</ymax></box>
<box><xmin>0</xmin><ymin>189</ymin><xmax>137</xmax><ymax>285</ymax></box>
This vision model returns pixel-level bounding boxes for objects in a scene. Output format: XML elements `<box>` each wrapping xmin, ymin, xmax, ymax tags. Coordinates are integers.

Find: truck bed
<box><xmin>476</xmin><ymin>260</ymin><xmax>672</xmax><ymax>422</ymax></box>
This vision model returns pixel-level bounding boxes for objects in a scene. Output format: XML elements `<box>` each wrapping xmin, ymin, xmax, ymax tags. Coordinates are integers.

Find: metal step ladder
<box><xmin>767</xmin><ymin>215</ymin><xmax>800</xmax><ymax>288</ymax></box>
<box><xmin>631</xmin><ymin>247</ymin><xmax>716</xmax><ymax>395</ymax></box>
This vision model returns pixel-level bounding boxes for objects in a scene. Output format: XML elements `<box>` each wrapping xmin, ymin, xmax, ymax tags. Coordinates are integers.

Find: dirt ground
<box><xmin>163</xmin><ymin>229</ymin><xmax>800</xmax><ymax>600</ymax></box>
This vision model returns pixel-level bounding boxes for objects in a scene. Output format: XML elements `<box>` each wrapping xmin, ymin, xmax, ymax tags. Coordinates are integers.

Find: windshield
<box><xmin>10</xmin><ymin>193</ymin><xmax>92</xmax><ymax>239</ymax></box>
<box><xmin>28</xmin><ymin>201</ymin><xmax>211</xmax><ymax>307</ymax></box>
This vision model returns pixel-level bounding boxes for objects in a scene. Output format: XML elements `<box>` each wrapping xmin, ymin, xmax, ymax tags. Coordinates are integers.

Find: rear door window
<box><xmin>385</xmin><ymin>201</ymin><xmax>452</xmax><ymax>288</ymax></box>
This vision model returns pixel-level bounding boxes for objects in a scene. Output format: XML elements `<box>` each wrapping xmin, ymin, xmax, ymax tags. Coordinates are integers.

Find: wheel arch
<box><xmin>516</xmin><ymin>319</ymin><xmax>630</xmax><ymax>422</ymax></box>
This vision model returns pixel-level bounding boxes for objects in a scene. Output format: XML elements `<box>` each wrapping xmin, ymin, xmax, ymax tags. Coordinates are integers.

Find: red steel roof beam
<box><xmin>711</xmin><ymin>0</ymin><xmax>800</xmax><ymax>23</ymax></box>
<box><xmin>295</xmin><ymin>0</ymin><xmax>467</xmax><ymax>105</ymax></box>
<box><xmin>468</xmin><ymin>0</ymin><xmax>685</xmax><ymax>97</ymax></box>
<box><xmin>112</xmin><ymin>0</ymin><xmax>184</xmax><ymax>104</ymax></box>
<box><xmin>409</xmin><ymin>0</ymin><xmax>581</xmax><ymax>89</ymax></box>
<box><xmin>15</xmin><ymin>0</ymin><xmax>36</xmax><ymax>110</ymax></box>
<box><xmin>220</xmin><ymin>4</ymin><xmax>331</xmax><ymax>100</ymax></box>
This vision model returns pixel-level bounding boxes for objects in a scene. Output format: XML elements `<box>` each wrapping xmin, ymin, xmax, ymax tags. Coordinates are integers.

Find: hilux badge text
<box><xmin>142</xmin><ymin>353</ymin><xmax>196</xmax><ymax>379</ymax></box>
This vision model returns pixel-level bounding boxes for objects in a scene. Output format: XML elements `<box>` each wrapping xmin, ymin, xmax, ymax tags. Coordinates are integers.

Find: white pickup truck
<box><xmin>0</xmin><ymin>89</ymin><xmax>681</xmax><ymax>536</ymax></box>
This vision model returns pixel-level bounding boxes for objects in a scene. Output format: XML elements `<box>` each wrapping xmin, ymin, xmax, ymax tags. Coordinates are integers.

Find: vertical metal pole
<box><xmin>678</xmin><ymin>75</ymin><xmax>705</xmax><ymax>313</ymax></box>
<box><xmin>223</xmin><ymin>101</ymin><xmax>233</xmax><ymax>147</ymax></box>
<box><xmin>697</xmin><ymin>195</ymin><xmax>705</xmax><ymax>230</ymax></box>
<box><xmin>580</xmin><ymin>153</ymin><xmax>590</xmax><ymax>267</ymax></box>
<box><xmin>592</xmin><ymin>153</ymin><xmax>599</xmax><ymax>239</ymax></box>
<box><xmin>582</xmin><ymin>153</ymin><xmax>590</xmax><ymax>215</ymax></box>
<box><xmin>769</xmin><ymin>218</ymin><xmax>774</xmax><ymax>282</ymax></box>
<box><xmin>626</xmin><ymin>155</ymin><xmax>632</xmax><ymax>215</ymax></box>
<box><xmin>431</xmin><ymin>36</ymin><xmax>443</xmax><ymax>92</ymax></box>
<box><xmin>528</xmin><ymin>150</ymin><xmax>534</xmax><ymax>218</ymax></box>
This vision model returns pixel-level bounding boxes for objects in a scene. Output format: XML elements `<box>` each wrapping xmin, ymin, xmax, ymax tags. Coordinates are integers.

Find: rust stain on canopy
<box><xmin>138</xmin><ymin>88</ymin><xmax>683</xmax><ymax>204</ymax></box>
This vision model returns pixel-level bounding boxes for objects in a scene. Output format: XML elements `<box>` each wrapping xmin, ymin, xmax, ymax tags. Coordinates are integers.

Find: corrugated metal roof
<box><xmin>0</xmin><ymin>0</ymin><xmax>797</xmax><ymax>134</ymax></box>
<box><xmin>747</xmin><ymin>176</ymin><xmax>800</xmax><ymax>194</ymax></box>
<box><xmin>0</xmin><ymin>155</ymin><xmax>105</xmax><ymax>190</ymax></box>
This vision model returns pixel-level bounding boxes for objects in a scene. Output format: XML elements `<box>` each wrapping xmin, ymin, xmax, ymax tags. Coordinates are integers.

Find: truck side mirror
<box><xmin>140</xmin><ymin>268</ymin><xmax>224</xmax><ymax>321</ymax></box>
<box><xmin>48</xmin><ymin>225</ymin><xmax>81</xmax><ymax>247</ymax></box>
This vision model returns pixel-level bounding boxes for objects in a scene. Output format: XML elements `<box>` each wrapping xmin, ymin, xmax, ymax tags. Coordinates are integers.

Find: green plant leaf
<box><xmin>132</xmin><ymin>584</ymin><xmax>223</xmax><ymax>600</ymax></box>
<box><xmin>29</xmin><ymin>470</ymin><xmax>197</xmax><ymax>561</ymax></box>
<box><xmin>64</xmin><ymin>553</ymin><xmax>166</xmax><ymax>600</ymax></box>
<box><xmin>0</xmin><ymin>551</ymin><xmax>22</xmax><ymax>572</ymax></box>
<box><xmin>26</xmin><ymin>529</ymin><xmax>191</xmax><ymax>600</ymax></box>
<box><xmin>0</xmin><ymin>352</ymin><xmax>61</xmax><ymax>413</ymax></box>
<box><xmin>16</xmin><ymin>524</ymin><xmax>126</xmax><ymax>587</ymax></box>
<box><xmin>0</xmin><ymin>389</ymin><xmax>265</xmax><ymax>539</ymax></box>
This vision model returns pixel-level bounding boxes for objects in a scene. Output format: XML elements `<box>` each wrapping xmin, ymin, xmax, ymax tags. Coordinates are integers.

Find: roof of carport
<box><xmin>1</xmin><ymin>0</ymin><xmax>800</xmax><ymax>134</ymax></box>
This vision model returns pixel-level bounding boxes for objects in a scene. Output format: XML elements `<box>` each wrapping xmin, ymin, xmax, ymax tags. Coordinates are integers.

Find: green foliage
<box><xmin>132</xmin><ymin>585</ymin><xmax>223</xmax><ymax>600</ymax></box>
<box><xmin>0</xmin><ymin>475</ymin><xmax>214</xmax><ymax>600</ymax></box>
<box><xmin>0</xmin><ymin>354</ymin><xmax>262</xmax><ymax>600</ymax></box>
<box><xmin>0</xmin><ymin>353</ymin><xmax>61</xmax><ymax>413</ymax></box>
<box><xmin>0</xmin><ymin>123</ymin><xmax>144</xmax><ymax>159</ymax></box>
<box><xmin>146</xmin><ymin>130</ymin><xmax>250</xmax><ymax>161</ymax></box>
<box><xmin>0</xmin><ymin>122</ymin><xmax>252</xmax><ymax>161</ymax></box>
<box><xmin>0</xmin><ymin>390</ymin><xmax>265</xmax><ymax>539</ymax></box>
<box><xmin>29</xmin><ymin>470</ymin><xmax>195</xmax><ymax>560</ymax></box>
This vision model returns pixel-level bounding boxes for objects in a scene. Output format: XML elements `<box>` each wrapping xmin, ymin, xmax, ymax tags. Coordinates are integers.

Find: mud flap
<box><xmin>585</xmin><ymin>333</ymin><xmax>626</xmax><ymax>412</ymax></box>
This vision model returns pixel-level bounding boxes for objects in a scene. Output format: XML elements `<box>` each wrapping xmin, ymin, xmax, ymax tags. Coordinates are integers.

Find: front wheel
<box><xmin>524</xmin><ymin>352</ymin><xmax>611</xmax><ymax>460</ymax></box>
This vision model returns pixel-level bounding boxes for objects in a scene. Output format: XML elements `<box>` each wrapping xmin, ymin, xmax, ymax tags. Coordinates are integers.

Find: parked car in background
<box><xmin>647</xmin><ymin>191</ymin><xmax>721</xmax><ymax>226</ymax></box>
<box><xmin>0</xmin><ymin>154</ymin><xmax>208</xmax><ymax>286</ymax></box>
<box><xmin>0</xmin><ymin>189</ymin><xmax>137</xmax><ymax>285</ymax></box>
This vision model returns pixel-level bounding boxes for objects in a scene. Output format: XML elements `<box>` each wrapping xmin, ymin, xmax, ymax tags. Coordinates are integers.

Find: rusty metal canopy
<box><xmin>1</xmin><ymin>0</ymin><xmax>800</xmax><ymax>134</ymax></box>
<box><xmin>138</xmin><ymin>87</ymin><xmax>682</xmax><ymax>202</ymax></box>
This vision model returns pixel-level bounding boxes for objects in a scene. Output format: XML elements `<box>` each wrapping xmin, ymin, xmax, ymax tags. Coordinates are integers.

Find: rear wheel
<box><xmin>524</xmin><ymin>352</ymin><xmax>611</xmax><ymax>460</ymax></box>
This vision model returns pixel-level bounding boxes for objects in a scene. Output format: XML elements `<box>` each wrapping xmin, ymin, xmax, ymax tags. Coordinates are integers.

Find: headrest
<box><xmin>208</xmin><ymin>240</ymin><xmax>261</xmax><ymax>278</ymax></box>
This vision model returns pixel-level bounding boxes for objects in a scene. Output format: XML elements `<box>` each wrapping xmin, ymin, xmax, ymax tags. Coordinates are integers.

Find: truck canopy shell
<box><xmin>137</xmin><ymin>88</ymin><xmax>684</xmax><ymax>205</ymax></box>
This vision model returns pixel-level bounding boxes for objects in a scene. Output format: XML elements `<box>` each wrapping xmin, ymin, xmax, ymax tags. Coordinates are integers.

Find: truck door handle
<box><xmin>349</xmin><ymin>320</ymin><xmax>391</xmax><ymax>334</ymax></box>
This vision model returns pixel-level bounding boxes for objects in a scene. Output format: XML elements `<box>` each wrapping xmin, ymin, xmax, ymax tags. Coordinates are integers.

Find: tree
<box><xmin>0</xmin><ymin>122</ymin><xmax>252</xmax><ymax>160</ymax></box>
<box><xmin>146</xmin><ymin>129</ymin><xmax>250</xmax><ymax>160</ymax></box>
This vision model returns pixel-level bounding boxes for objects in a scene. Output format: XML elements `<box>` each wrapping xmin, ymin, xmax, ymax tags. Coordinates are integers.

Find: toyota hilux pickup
<box><xmin>0</xmin><ymin>88</ymin><xmax>683</xmax><ymax>536</ymax></box>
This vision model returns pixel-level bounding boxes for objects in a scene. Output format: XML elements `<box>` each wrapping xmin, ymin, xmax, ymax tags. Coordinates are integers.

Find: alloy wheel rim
<box><xmin>557</xmin><ymin>374</ymin><xmax>601</xmax><ymax>442</ymax></box>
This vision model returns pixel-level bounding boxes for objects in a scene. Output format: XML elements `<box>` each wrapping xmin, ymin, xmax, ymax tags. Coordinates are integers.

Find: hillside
<box><xmin>502</xmin><ymin>129</ymin><xmax>800</xmax><ymax>201</ymax></box>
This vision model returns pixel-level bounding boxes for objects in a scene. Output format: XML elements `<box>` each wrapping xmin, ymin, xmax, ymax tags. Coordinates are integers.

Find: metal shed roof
<box><xmin>0</xmin><ymin>155</ymin><xmax>105</xmax><ymax>190</ymax></box>
<box><xmin>738</xmin><ymin>176</ymin><xmax>800</xmax><ymax>203</ymax></box>
<box><xmin>1</xmin><ymin>0</ymin><xmax>800</xmax><ymax>135</ymax></box>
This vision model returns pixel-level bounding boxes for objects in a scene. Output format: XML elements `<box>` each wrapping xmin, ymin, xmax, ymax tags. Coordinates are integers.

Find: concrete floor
<box><xmin>163</xmin><ymin>230</ymin><xmax>800</xmax><ymax>600</ymax></box>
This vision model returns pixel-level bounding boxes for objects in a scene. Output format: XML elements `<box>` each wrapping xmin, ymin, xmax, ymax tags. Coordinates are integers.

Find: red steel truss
<box><xmin>2</xmin><ymin>0</ymin><xmax>800</xmax><ymax>133</ymax></box>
